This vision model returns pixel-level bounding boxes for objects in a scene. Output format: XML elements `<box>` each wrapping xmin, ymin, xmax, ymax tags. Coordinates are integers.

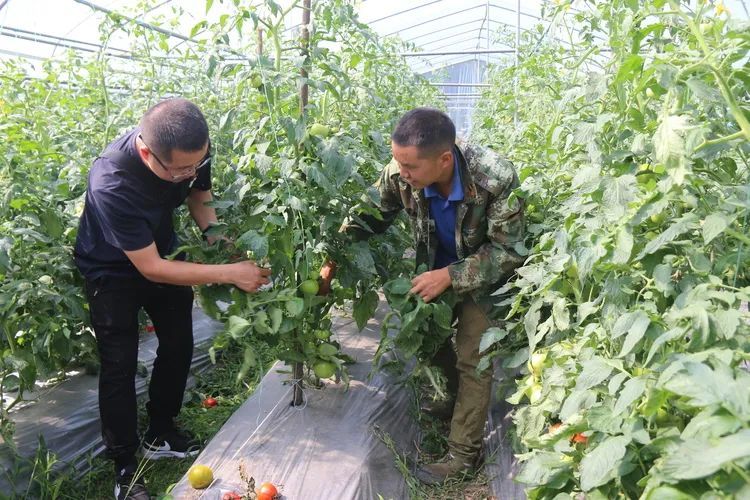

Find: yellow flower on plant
<box><xmin>715</xmin><ymin>1</ymin><xmax>728</xmax><ymax>16</ymax></box>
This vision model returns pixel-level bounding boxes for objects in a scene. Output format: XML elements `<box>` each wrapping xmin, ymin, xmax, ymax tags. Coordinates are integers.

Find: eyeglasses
<box><xmin>138</xmin><ymin>134</ymin><xmax>211</xmax><ymax>181</ymax></box>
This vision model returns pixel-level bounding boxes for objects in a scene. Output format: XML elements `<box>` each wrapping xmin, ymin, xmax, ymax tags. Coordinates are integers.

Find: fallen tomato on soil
<box><xmin>187</xmin><ymin>464</ymin><xmax>213</xmax><ymax>489</ymax></box>
<box><xmin>202</xmin><ymin>397</ymin><xmax>218</xmax><ymax>408</ymax></box>
<box><xmin>256</xmin><ymin>481</ymin><xmax>279</xmax><ymax>500</ymax></box>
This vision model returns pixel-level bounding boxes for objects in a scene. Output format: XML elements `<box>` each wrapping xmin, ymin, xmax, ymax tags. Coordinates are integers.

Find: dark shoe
<box><xmin>115</xmin><ymin>464</ymin><xmax>150</xmax><ymax>500</ymax></box>
<box><xmin>142</xmin><ymin>428</ymin><xmax>200</xmax><ymax>460</ymax></box>
<box><xmin>415</xmin><ymin>452</ymin><xmax>475</xmax><ymax>485</ymax></box>
<box><xmin>420</xmin><ymin>398</ymin><xmax>455</xmax><ymax>421</ymax></box>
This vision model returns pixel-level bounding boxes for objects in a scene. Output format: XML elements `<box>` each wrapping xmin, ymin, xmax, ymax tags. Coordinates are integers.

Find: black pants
<box><xmin>85</xmin><ymin>276</ymin><xmax>194</xmax><ymax>466</ymax></box>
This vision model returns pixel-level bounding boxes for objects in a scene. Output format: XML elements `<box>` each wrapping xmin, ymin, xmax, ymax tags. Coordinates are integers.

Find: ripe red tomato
<box><xmin>202</xmin><ymin>397</ymin><xmax>218</xmax><ymax>408</ymax></box>
<box><xmin>222</xmin><ymin>492</ymin><xmax>241</xmax><ymax>500</ymax></box>
<box><xmin>256</xmin><ymin>481</ymin><xmax>279</xmax><ymax>500</ymax></box>
<box><xmin>571</xmin><ymin>432</ymin><xmax>588</xmax><ymax>444</ymax></box>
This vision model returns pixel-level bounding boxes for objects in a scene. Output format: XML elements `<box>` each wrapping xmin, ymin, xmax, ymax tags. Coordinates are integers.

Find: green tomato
<box><xmin>309</xmin><ymin>123</ymin><xmax>330</xmax><ymax>138</ymax></box>
<box><xmin>313</xmin><ymin>361</ymin><xmax>336</xmax><ymax>379</ymax></box>
<box><xmin>300</xmin><ymin>279</ymin><xmax>319</xmax><ymax>296</ymax></box>
<box><xmin>649</xmin><ymin>212</ymin><xmax>667</xmax><ymax>225</ymax></box>
<box><xmin>528</xmin><ymin>383</ymin><xmax>543</xmax><ymax>404</ymax></box>
<box><xmin>528</xmin><ymin>351</ymin><xmax>547</xmax><ymax>376</ymax></box>
<box><xmin>314</xmin><ymin>329</ymin><xmax>331</xmax><ymax>340</ymax></box>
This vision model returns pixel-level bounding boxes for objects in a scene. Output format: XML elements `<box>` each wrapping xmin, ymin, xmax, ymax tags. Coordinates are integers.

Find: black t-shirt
<box><xmin>74</xmin><ymin>128</ymin><xmax>211</xmax><ymax>280</ymax></box>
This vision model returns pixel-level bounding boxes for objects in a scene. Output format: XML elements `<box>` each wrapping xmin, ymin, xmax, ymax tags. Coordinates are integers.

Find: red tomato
<box><xmin>256</xmin><ymin>481</ymin><xmax>279</xmax><ymax>500</ymax></box>
<box><xmin>222</xmin><ymin>493</ymin><xmax>241</xmax><ymax>500</ymax></box>
<box><xmin>571</xmin><ymin>432</ymin><xmax>588</xmax><ymax>444</ymax></box>
<box><xmin>548</xmin><ymin>422</ymin><xmax>562</xmax><ymax>434</ymax></box>
<box><xmin>202</xmin><ymin>397</ymin><xmax>218</xmax><ymax>408</ymax></box>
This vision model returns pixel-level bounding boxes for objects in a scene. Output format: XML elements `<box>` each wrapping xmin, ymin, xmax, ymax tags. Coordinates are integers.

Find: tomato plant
<box><xmin>185</xmin><ymin>0</ymin><xmax>440</xmax><ymax>390</ymax></box>
<box><xmin>474</xmin><ymin>1</ymin><xmax>750</xmax><ymax>498</ymax></box>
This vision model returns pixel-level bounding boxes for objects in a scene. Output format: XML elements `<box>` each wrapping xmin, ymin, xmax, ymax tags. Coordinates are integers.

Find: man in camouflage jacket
<box><xmin>323</xmin><ymin>108</ymin><xmax>525</xmax><ymax>484</ymax></box>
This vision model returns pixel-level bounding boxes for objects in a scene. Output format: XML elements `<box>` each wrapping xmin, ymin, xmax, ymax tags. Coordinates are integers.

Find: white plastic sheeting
<box><xmin>170</xmin><ymin>301</ymin><xmax>421</xmax><ymax>500</ymax></box>
<box><xmin>0</xmin><ymin>306</ymin><xmax>224</xmax><ymax>495</ymax></box>
<box><xmin>170</xmin><ymin>298</ymin><xmax>525</xmax><ymax>500</ymax></box>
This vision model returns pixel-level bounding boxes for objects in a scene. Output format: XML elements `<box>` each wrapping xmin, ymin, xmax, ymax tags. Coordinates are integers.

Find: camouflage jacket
<box><xmin>346</xmin><ymin>143</ymin><xmax>526</xmax><ymax>304</ymax></box>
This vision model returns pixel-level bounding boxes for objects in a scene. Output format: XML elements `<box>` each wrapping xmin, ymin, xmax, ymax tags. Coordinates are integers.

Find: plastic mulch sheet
<box><xmin>0</xmin><ymin>306</ymin><xmax>223</xmax><ymax>494</ymax></box>
<box><xmin>170</xmin><ymin>301</ymin><xmax>421</xmax><ymax>500</ymax></box>
<box><xmin>484</xmin><ymin>396</ymin><xmax>525</xmax><ymax>499</ymax></box>
<box><xmin>171</xmin><ymin>298</ymin><xmax>525</xmax><ymax>500</ymax></box>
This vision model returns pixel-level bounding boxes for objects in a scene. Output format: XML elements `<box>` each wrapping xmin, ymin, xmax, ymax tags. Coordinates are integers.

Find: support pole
<box><xmin>292</xmin><ymin>0</ymin><xmax>312</xmax><ymax>407</ymax></box>
<box><xmin>514</xmin><ymin>0</ymin><xmax>521</xmax><ymax>125</ymax></box>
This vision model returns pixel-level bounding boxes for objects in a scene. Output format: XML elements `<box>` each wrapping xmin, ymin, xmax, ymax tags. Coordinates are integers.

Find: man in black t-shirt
<box><xmin>74</xmin><ymin>98</ymin><xmax>270</xmax><ymax>500</ymax></box>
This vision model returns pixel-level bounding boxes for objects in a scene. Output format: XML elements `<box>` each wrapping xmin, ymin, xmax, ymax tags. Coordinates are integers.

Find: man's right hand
<box><xmin>231</xmin><ymin>261</ymin><xmax>272</xmax><ymax>292</ymax></box>
<box><xmin>318</xmin><ymin>259</ymin><xmax>337</xmax><ymax>295</ymax></box>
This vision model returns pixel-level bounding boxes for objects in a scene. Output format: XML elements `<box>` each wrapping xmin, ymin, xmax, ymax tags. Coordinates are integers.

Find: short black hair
<box><xmin>139</xmin><ymin>98</ymin><xmax>209</xmax><ymax>162</ymax></box>
<box><xmin>391</xmin><ymin>108</ymin><xmax>456</xmax><ymax>158</ymax></box>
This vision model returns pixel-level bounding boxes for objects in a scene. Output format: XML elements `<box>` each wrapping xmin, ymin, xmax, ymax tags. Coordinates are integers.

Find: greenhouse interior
<box><xmin>1</xmin><ymin>0</ymin><xmax>749</xmax><ymax>499</ymax></box>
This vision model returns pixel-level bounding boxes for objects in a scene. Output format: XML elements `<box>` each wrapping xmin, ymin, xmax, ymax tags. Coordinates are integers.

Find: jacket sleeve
<box><xmin>341</xmin><ymin>158</ymin><xmax>404</xmax><ymax>240</ymax></box>
<box><xmin>447</xmin><ymin>174</ymin><xmax>525</xmax><ymax>294</ymax></box>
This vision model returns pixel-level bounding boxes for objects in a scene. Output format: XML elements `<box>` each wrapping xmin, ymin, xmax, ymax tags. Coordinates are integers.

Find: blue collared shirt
<box><xmin>423</xmin><ymin>153</ymin><xmax>463</xmax><ymax>269</ymax></box>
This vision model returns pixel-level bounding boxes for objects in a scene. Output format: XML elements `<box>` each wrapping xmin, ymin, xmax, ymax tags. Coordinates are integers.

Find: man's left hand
<box><xmin>410</xmin><ymin>267</ymin><xmax>452</xmax><ymax>303</ymax></box>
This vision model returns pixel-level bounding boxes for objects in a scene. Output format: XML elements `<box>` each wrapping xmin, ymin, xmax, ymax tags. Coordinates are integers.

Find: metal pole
<box><xmin>293</xmin><ymin>0</ymin><xmax>311</xmax><ymax>408</ymax></box>
<box><xmin>257</xmin><ymin>28</ymin><xmax>263</xmax><ymax>55</ymax></box>
<box><xmin>514</xmin><ymin>0</ymin><xmax>520</xmax><ymax>125</ymax></box>
<box><xmin>399</xmin><ymin>49</ymin><xmax>515</xmax><ymax>57</ymax></box>
<box><xmin>430</xmin><ymin>82</ymin><xmax>491</xmax><ymax>87</ymax></box>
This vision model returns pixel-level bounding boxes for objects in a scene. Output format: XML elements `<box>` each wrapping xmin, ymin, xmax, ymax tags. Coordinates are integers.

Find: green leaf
<box><xmin>576</xmin><ymin>358</ymin><xmax>615</xmax><ymax>391</ymax></box>
<box><xmin>662</xmin><ymin>362</ymin><xmax>750</xmax><ymax>417</ymax></box>
<box><xmin>431</xmin><ymin>302</ymin><xmax>453</xmax><ymax>330</ymax></box>
<box><xmin>702</xmin><ymin>213</ymin><xmax>730</xmax><ymax>244</ymax></box>
<box><xmin>654</xmin><ymin>114</ymin><xmax>691</xmax><ymax>169</ymax></box>
<box><xmin>348</xmin><ymin>241</ymin><xmax>376</xmax><ymax>275</ymax></box>
<box><xmin>285</xmin><ymin>297</ymin><xmax>305</xmax><ymax>317</ymax></box>
<box><xmin>226</xmin><ymin>315</ymin><xmax>251</xmax><ymax>339</ymax></box>
<box><xmin>236</xmin><ymin>230</ymin><xmax>269</xmax><ymax>258</ymax></box>
<box><xmin>552</xmin><ymin>297</ymin><xmax>570</xmax><ymax>331</ymax></box>
<box><xmin>636</xmin><ymin>214</ymin><xmax>699</xmax><ymax>260</ymax></box>
<box><xmin>645</xmin><ymin>328</ymin><xmax>684</xmax><ymax>365</ymax></box>
<box><xmin>385</xmin><ymin>277</ymin><xmax>412</xmax><ymax>296</ymax></box>
<box><xmin>353</xmin><ymin>289</ymin><xmax>379</xmax><ymax>331</ymax></box>
<box><xmin>660</xmin><ymin>429</ymin><xmax>750</xmax><ymax>480</ymax></box>
<box><xmin>560</xmin><ymin>389</ymin><xmax>597</xmax><ymax>421</ymax></box>
<box><xmin>305</xmin><ymin>163</ymin><xmax>335</xmax><ymax>193</ymax></box>
<box><xmin>613</xmin><ymin>377</ymin><xmax>646</xmax><ymax>416</ymax></box>
<box><xmin>614</xmin><ymin>54</ymin><xmax>643</xmax><ymax>85</ymax></box>
<box><xmin>611</xmin><ymin>310</ymin><xmax>650</xmax><ymax>340</ymax></box>
<box><xmin>612</xmin><ymin>227</ymin><xmax>633</xmax><ymax>264</ymax></box>
<box><xmin>653</xmin><ymin>264</ymin><xmax>673</xmax><ymax>295</ymax></box>
<box><xmin>602</xmin><ymin>176</ymin><xmax>637</xmax><ymax>220</ymax></box>
<box><xmin>617</xmin><ymin>321</ymin><xmax>651</xmax><ymax>358</ymax></box>
<box><xmin>515</xmin><ymin>451</ymin><xmax>571</xmax><ymax>486</ymax></box>
<box><xmin>645</xmin><ymin>486</ymin><xmax>696</xmax><ymax>500</ymax></box>
<box><xmin>681</xmin><ymin>410</ymin><xmax>741</xmax><ymax>440</ymax></box>
<box><xmin>712</xmin><ymin>308</ymin><xmax>741</xmax><ymax>339</ymax></box>
<box><xmin>268</xmin><ymin>306</ymin><xmax>283</xmax><ymax>333</ymax></box>
<box><xmin>579</xmin><ymin>435</ymin><xmax>630</xmax><ymax>491</ymax></box>
<box><xmin>479</xmin><ymin>327</ymin><xmax>509</xmax><ymax>353</ymax></box>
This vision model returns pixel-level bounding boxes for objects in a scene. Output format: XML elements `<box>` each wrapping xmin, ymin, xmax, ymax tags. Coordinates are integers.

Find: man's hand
<box><xmin>318</xmin><ymin>259</ymin><xmax>337</xmax><ymax>295</ymax></box>
<box><xmin>410</xmin><ymin>267</ymin><xmax>452</xmax><ymax>303</ymax></box>
<box><xmin>231</xmin><ymin>261</ymin><xmax>272</xmax><ymax>292</ymax></box>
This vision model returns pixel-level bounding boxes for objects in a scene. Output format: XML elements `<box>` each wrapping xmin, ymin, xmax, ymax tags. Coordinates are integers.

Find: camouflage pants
<box><xmin>432</xmin><ymin>296</ymin><xmax>492</xmax><ymax>460</ymax></box>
